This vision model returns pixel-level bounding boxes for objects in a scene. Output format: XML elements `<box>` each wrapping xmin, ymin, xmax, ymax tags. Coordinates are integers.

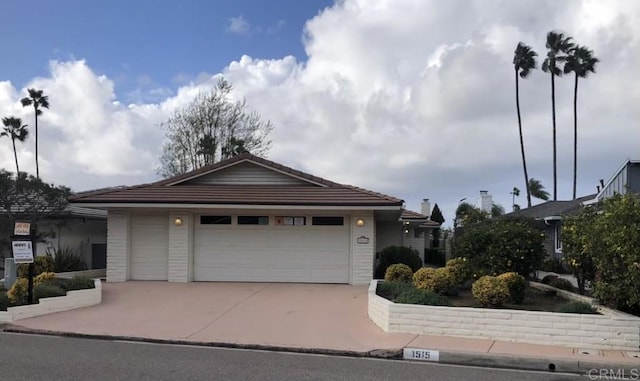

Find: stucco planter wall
<box><xmin>368</xmin><ymin>280</ymin><xmax>640</xmax><ymax>351</ymax></box>
<box><xmin>0</xmin><ymin>279</ymin><xmax>102</xmax><ymax>322</ymax></box>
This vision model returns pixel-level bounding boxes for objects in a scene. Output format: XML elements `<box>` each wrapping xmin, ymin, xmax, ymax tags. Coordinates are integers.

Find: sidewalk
<box><xmin>2</xmin><ymin>281</ymin><xmax>638</xmax><ymax>374</ymax></box>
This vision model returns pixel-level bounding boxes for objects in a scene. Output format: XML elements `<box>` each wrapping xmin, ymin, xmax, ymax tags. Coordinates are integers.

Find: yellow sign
<box><xmin>14</xmin><ymin>222</ymin><xmax>31</xmax><ymax>236</ymax></box>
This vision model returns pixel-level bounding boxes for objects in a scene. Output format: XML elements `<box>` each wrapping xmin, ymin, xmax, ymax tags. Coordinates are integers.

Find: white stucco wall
<box><xmin>368</xmin><ymin>281</ymin><xmax>640</xmax><ymax>350</ymax></box>
<box><xmin>168</xmin><ymin>211</ymin><xmax>193</xmax><ymax>282</ymax></box>
<box><xmin>106</xmin><ymin>211</ymin><xmax>130</xmax><ymax>282</ymax></box>
<box><xmin>351</xmin><ymin>211</ymin><xmax>375</xmax><ymax>285</ymax></box>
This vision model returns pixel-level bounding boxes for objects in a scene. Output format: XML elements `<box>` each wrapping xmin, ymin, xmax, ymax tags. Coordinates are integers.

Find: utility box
<box><xmin>4</xmin><ymin>258</ymin><xmax>16</xmax><ymax>289</ymax></box>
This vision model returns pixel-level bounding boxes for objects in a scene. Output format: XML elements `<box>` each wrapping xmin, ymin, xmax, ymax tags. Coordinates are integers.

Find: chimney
<box><xmin>597</xmin><ymin>185</ymin><xmax>601</xmax><ymax>193</ymax></box>
<box><xmin>599</xmin><ymin>179</ymin><xmax>605</xmax><ymax>188</ymax></box>
<box><xmin>477</xmin><ymin>190</ymin><xmax>492</xmax><ymax>213</ymax></box>
<box><xmin>421</xmin><ymin>198</ymin><xmax>431</xmax><ymax>217</ymax></box>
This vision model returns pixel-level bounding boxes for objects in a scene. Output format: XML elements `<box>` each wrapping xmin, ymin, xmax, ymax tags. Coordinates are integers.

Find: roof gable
<box><xmin>69</xmin><ymin>153</ymin><xmax>404</xmax><ymax>208</ymax></box>
<box><xmin>176</xmin><ymin>161</ymin><xmax>319</xmax><ymax>187</ymax></box>
<box><xmin>157</xmin><ymin>153</ymin><xmax>336</xmax><ymax>187</ymax></box>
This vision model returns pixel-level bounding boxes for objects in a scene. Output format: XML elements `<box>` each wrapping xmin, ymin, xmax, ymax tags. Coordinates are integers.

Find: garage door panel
<box><xmin>194</xmin><ymin>223</ymin><xmax>350</xmax><ymax>283</ymax></box>
<box><xmin>130</xmin><ymin>214</ymin><xmax>169</xmax><ymax>280</ymax></box>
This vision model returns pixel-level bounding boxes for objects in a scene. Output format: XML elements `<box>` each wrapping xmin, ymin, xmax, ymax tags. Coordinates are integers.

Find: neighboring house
<box><xmin>584</xmin><ymin>158</ymin><xmax>640</xmax><ymax>205</ymax></box>
<box><xmin>375</xmin><ymin>199</ymin><xmax>441</xmax><ymax>257</ymax></box>
<box><xmin>504</xmin><ymin>194</ymin><xmax>596</xmax><ymax>260</ymax></box>
<box><xmin>1</xmin><ymin>205</ymin><xmax>107</xmax><ymax>271</ymax></box>
<box><xmin>70</xmin><ymin>153</ymin><xmax>433</xmax><ymax>285</ymax></box>
<box><xmin>35</xmin><ymin>205</ymin><xmax>108</xmax><ymax>269</ymax></box>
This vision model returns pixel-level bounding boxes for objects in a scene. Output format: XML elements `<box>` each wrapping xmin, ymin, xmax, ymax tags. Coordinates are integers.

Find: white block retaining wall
<box><xmin>0</xmin><ymin>279</ymin><xmax>102</xmax><ymax>322</ymax></box>
<box><xmin>368</xmin><ymin>280</ymin><xmax>640</xmax><ymax>351</ymax></box>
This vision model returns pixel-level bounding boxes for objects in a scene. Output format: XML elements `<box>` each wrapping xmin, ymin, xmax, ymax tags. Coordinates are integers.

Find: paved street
<box><xmin>0</xmin><ymin>333</ymin><xmax>580</xmax><ymax>381</ymax></box>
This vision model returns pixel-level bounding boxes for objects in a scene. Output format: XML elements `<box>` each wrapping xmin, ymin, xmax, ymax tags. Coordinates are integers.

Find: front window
<box><xmin>555</xmin><ymin>225</ymin><xmax>562</xmax><ymax>253</ymax></box>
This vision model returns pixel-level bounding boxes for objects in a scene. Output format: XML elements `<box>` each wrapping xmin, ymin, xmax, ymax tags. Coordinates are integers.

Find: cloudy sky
<box><xmin>1</xmin><ymin>0</ymin><xmax>639</xmax><ymax>224</ymax></box>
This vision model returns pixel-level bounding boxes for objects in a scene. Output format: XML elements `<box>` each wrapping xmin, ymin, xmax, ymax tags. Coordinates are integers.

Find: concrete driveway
<box><xmin>10</xmin><ymin>282</ymin><xmax>417</xmax><ymax>353</ymax></box>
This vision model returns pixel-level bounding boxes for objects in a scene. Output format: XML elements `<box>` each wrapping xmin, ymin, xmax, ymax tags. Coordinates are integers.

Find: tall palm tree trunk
<box><xmin>551</xmin><ymin>73</ymin><xmax>558</xmax><ymax>201</ymax></box>
<box><xmin>572</xmin><ymin>74</ymin><xmax>579</xmax><ymax>199</ymax></box>
<box><xmin>515</xmin><ymin>70</ymin><xmax>532</xmax><ymax>207</ymax></box>
<box><xmin>12</xmin><ymin>137</ymin><xmax>19</xmax><ymax>174</ymax></box>
<box><xmin>35</xmin><ymin>110</ymin><xmax>39</xmax><ymax>179</ymax></box>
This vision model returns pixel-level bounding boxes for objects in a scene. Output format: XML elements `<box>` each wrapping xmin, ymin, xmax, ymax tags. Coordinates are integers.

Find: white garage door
<box><xmin>130</xmin><ymin>214</ymin><xmax>169</xmax><ymax>280</ymax></box>
<box><xmin>194</xmin><ymin>217</ymin><xmax>350</xmax><ymax>283</ymax></box>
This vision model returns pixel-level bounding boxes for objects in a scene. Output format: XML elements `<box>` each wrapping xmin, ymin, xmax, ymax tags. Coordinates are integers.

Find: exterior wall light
<box><xmin>174</xmin><ymin>217</ymin><xmax>183</xmax><ymax>226</ymax></box>
<box><xmin>356</xmin><ymin>218</ymin><xmax>365</xmax><ymax>227</ymax></box>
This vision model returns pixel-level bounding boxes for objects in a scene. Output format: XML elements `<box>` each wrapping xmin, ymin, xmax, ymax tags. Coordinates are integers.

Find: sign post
<box><xmin>11</xmin><ymin>221</ymin><xmax>35</xmax><ymax>304</ymax></box>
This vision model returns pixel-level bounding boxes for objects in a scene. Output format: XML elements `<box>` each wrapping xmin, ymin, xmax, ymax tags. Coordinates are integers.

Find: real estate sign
<box><xmin>12</xmin><ymin>240</ymin><xmax>34</xmax><ymax>264</ymax></box>
<box><xmin>14</xmin><ymin>222</ymin><xmax>31</xmax><ymax>236</ymax></box>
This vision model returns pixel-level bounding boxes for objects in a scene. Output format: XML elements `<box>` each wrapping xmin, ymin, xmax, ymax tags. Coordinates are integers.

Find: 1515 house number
<box><xmin>403</xmin><ymin>348</ymin><xmax>440</xmax><ymax>362</ymax></box>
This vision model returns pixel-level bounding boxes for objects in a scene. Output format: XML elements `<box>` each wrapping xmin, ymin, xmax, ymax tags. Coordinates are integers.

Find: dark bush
<box><xmin>549</xmin><ymin>277</ymin><xmax>575</xmax><ymax>292</ymax></box>
<box><xmin>557</xmin><ymin>301</ymin><xmax>598</xmax><ymax>314</ymax></box>
<box><xmin>17</xmin><ymin>255</ymin><xmax>55</xmax><ymax>277</ymax></box>
<box><xmin>0</xmin><ymin>292</ymin><xmax>9</xmax><ymax>311</ymax></box>
<box><xmin>394</xmin><ymin>288</ymin><xmax>451</xmax><ymax>306</ymax></box>
<box><xmin>424</xmin><ymin>248</ymin><xmax>446</xmax><ymax>266</ymax></box>
<box><xmin>376</xmin><ymin>281</ymin><xmax>415</xmax><ymax>299</ymax></box>
<box><xmin>33</xmin><ymin>284</ymin><xmax>66</xmax><ymax>302</ymax></box>
<box><xmin>49</xmin><ymin>247</ymin><xmax>87</xmax><ymax>272</ymax></box>
<box><xmin>374</xmin><ymin>246</ymin><xmax>422</xmax><ymax>278</ymax></box>
<box><xmin>540</xmin><ymin>274</ymin><xmax>559</xmax><ymax>284</ymax></box>
<box><xmin>540</xmin><ymin>258</ymin><xmax>571</xmax><ymax>274</ymax></box>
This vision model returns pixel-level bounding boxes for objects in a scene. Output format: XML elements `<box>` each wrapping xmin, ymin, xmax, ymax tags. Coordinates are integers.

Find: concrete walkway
<box><xmin>5</xmin><ymin>282</ymin><xmax>640</xmax><ymax>373</ymax></box>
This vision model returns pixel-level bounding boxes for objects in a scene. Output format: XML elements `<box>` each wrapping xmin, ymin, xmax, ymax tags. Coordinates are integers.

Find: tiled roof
<box><xmin>504</xmin><ymin>194</ymin><xmax>596</xmax><ymax>219</ymax></box>
<box><xmin>70</xmin><ymin>154</ymin><xmax>404</xmax><ymax>208</ymax></box>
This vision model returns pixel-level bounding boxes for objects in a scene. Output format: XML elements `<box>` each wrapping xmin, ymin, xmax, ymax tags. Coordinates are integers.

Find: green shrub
<box><xmin>7</xmin><ymin>278</ymin><xmax>29</xmax><ymax>304</ymax></box>
<box><xmin>497</xmin><ymin>272</ymin><xmax>527</xmax><ymax>304</ymax></box>
<box><xmin>413</xmin><ymin>267</ymin><xmax>455</xmax><ymax>295</ymax></box>
<box><xmin>446</xmin><ymin>257</ymin><xmax>471</xmax><ymax>285</ymax></box>
<box><xmin>384</xmin><ymin>263</ymin><xmax>413</xmax><ymax>283</ymax></box>
<box><xmin>374</xmin><ymin>246</ymin><xmax>422</xmax><ymax>278</ymax></box>
<box><xmin>394</xmin><ymin>288</ymin><xmax>451</xmax><ymax>306</ymax></box>
<box><xmin>541</xmin><ymin>274</ymin><xmax>558</xmax><ymax>284</ymax></box>
<box><xmin>34</xmin><ymin>272</ymin><xmax>56</xmax><ymax>284</ymax></box>
<box><xmin>0</xmin><ymin>292</ymin><xmax>9</xmax><ymax>311</ymax></box>
<box><xmin>65</xmin><ymin>276</ymin><xmax>95</xmax><ymax>291</ymax></box>
<box><xmin>453</xmin><ymin>217</ymin><xmax>545</xmax><ymax>277</ymax></box>
<box><xmin>557</xmin><ymin>301</ymin><xmax>598</xmax><ymax>314</ymax></box>
<box><xmin>472</xmin><ymin>276</ymin><xmax>510</xmax><ymax>307</ymax></box>
<box><xmin>17</xmin><ymin>255</ymin><xmax>55</xmax><ymax>278</ymax></box>
<box><xmin>549</xmin><ymin>277</ymin><xmax>575</xmax><ymax>292</ymax></box>
<box><xmin>48</xmin><ymin>246</ymin><xmax>88</xmax><ymax>272</ymax></box>
<box><xmin>33</xmin><ymin>284</ymin><xmax>66</xmax><ymax>302</ymax></box>
<box><xmin>376</xmin><ymin>281</ymin><xmax>414</xmax><ymax>299</ymax></box>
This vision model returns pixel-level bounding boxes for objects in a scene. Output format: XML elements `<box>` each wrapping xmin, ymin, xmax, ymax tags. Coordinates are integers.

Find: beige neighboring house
<box><xmin>70</xmin><ymin>153</ymin><xmax>436</xmax><ymax>285</ymax></box>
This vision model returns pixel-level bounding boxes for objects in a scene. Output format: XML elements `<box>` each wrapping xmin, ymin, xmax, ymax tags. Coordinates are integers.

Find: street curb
<box><xmin>3</xmin><ymin>325</ymin><xmax>638</xmax><ymax>375</ymax></box>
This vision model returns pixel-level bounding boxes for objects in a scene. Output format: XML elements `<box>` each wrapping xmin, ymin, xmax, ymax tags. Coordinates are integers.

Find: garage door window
<box><xmin>200</xmin><ymin>215</ymin><xmax>232</xmax><ymax>224</ymax></box>
<box><xmin>275</xmin><ymin>216</ymin><xmax>306</xmax><ymax>226</ymax></box>
<box><xmin>238</xmin><ymin>216</ymin><xmax>270</xmax><ymax>225</ymax></box>
<box><xmin>312</xmin><ymin>216</ymin><xmax>344</xmax><ymax>226</ymax></box>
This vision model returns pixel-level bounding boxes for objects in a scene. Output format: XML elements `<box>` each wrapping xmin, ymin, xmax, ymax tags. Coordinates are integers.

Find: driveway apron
<box><xmin>10</xmin><ymin>282</ymin><xmax>416</xmax><ymax>353</ymax></box>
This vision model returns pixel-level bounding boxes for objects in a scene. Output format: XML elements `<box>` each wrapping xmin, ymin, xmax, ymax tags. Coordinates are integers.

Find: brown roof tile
<box><xmin>70</xmin><ymin>154</ymin><xmax>404</xmax><ymax>207</ymax></box>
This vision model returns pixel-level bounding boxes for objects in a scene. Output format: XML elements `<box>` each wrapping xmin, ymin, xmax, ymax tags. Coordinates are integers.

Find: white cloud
<box><xmin>227</xmin><ymin>15</ymin><xmax>250</xmax><ymax>35</ymax></box>
<box><xmin>2</xmin><ymin>0</ymin><xmax>640</xmax><ymax>224</ymax></box>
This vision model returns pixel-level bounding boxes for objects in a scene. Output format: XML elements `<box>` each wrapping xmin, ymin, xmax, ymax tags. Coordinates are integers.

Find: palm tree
<box><xmin>541</xmin><ymin>31</ymin><xmax>574</xmax><ymax>201</ymax></box>
<box><xmin>513</xmin><ymin>42</ymin><xmax>537</xmax><ymax>208</ymax></box>
<box><xmin>1</xmin><ymin>117</ymin><xmax>29</xmax><ymax>174</ymax></box>
<box><xmin>20</xmin><ymin>88</ymin><xmax>49</xmax><ymax>179</ymax></box>
<box><xmin>528</xmin><ymin>178</ymin><xmax>550</xmax><ymax>202</ymax></box>
<box><xmin>564</xmin><ymin>45</ymin><xmax>599</xmax><ymax>200</ymax></box>
<box><xmin>510</xmin><ymin>187</ymin><xmax>520</xmax><ymax>211</ymax></box>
